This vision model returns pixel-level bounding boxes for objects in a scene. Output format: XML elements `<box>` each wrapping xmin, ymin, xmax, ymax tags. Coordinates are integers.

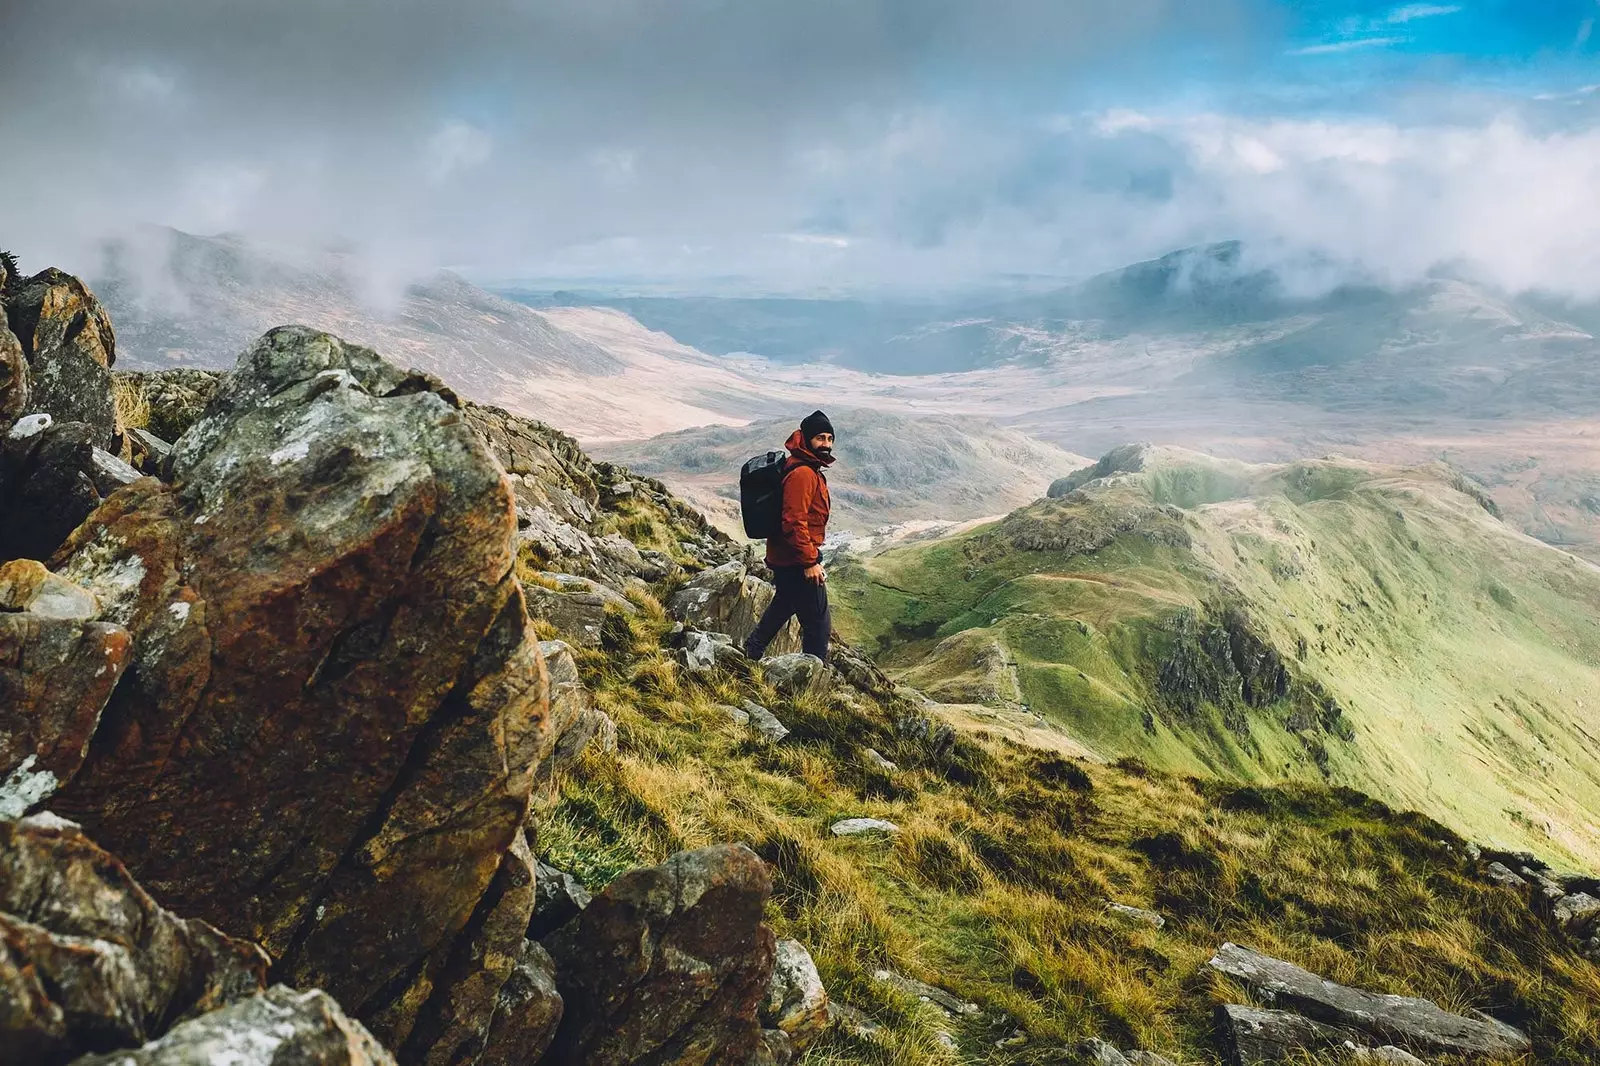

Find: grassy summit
<box><xmin>828</xmin><ymin>445</ymin><xmax>1600</xmax><ymax>869</ymax></box>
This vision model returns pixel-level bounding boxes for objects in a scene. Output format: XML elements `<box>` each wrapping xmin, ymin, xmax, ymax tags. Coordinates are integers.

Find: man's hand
<box><xmin>804</xmin><ymin>563</ymin><xmax>826</xmax><ymax>585</ymax></box>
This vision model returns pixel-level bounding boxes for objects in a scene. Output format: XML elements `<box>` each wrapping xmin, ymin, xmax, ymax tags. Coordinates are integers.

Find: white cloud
<box><xmin>1385</xmin><ymin>4</ymin><xmax>1461</xmax><ymax>24</ymax></box>
<box><xmin>424</xmin><ymin>121</ymin><xmax>492</xmax><ymax>184</ymax></box>
<box><xmin>1288</xmin><ymin>36</ymin><xmax>1405</xmax><ymax>56</ymax></box>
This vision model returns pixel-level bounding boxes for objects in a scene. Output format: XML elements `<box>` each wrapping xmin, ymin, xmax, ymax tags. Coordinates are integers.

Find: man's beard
<box><xmin>813</xmin><ymin>446</ymin><xmax>833</xmax><ymax>460</ymax></box>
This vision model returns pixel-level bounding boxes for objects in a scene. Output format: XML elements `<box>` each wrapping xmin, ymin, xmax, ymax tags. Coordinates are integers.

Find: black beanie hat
<box><xmin>801</xmin><ymin>410</ymin><xmax>834</xmax><ymax>440</ymax></box>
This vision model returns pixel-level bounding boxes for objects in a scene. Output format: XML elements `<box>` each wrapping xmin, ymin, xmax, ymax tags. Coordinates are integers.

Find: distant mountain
<box><xmin>594</xmin><ymin>411</ymin><xmax>1090</xmax><ymax>535</ymax></box>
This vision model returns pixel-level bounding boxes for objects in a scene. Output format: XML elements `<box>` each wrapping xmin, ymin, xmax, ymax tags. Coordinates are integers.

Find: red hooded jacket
<box><xmin>767</xmin><ymin>429</ymin><xmax>832</xmax><ymax>568</ymax></box>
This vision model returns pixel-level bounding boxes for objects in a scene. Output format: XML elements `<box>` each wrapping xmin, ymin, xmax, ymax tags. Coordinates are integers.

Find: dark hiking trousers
<box><xmin>745</xmin><ymin>565</ymin><xmax>831</xmax><ymax>661</ymax></box>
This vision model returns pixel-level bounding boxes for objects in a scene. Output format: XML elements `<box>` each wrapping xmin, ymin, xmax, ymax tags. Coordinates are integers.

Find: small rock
<box><xmin>478</xmin><ymin>939</ymin><xmax>564</xmax><ymax>1066</ymax></box>
<box><xmin>1125</xmin><ymin>1051</ymin><xmax>1179</xmax><ymax>1066</ymax></box>
<box><xmin>743</xmin><ymin>700</ymin><xmax>791</xmax><ymax>743</ymax></box>
<box><xmin>1345</xmin><ymin>1043</ymin><xmax>1427</xmax><ymax>1065</ymax></box>
<box><xmin>832</xmin><ymin>818</ymin><xmax>902</xmax><ymax>838</ymax></box>
<box><xmin>719</xmin><ymin>703</ymin><xmax>751</xmax><ymax>726</ymax></box>
<box><xmin>762</xmin><ymin>652</ymin><xmax>830</xmax><ymax>700</ymax></box>
<box><xmin>826</xmin><ymin>1001</ymin><xmax>882</xmax><ymax>1039</ymax></box>
<box><xmin>864</xmin><ymin>748</ymin><xmax>898</xmax><ymax>772</ymax></box>
<box><xmin>751</xmin><ymin>1028</ymin><xmax>795</xmax><ymax>1066</ymax></box>
<box><xmin>529</xmin><ymin>859</ymin><xmax>593</xmax><ymax>940</ymax></box>
<box><xmin>761</xmin><ymin>938</ymin><xmax>830</xmax><ymax>1050</ymax></box>
<box><xmin>1554</xmin><ymin>892</ymin><xmax>1600</xmax><ymax>934</ymax></box>
<box><xmin>935</xmin><ymin>1030</ymin><xmax>958</xmax><ymax>1050</ymax></box>
<box><xmin>1485</xmin><ymin>862</ymin><xmax>1528</xmax><ymax>888</ymax></box>
<box><xmin>1080</xmin><ymin>1037</ymin><xmax>1131</xmax><ymax>1065</ymax></box>
<box><xmin>88</xmin><ymin>445</ymin><xmax>141</xmax><ymax>495</ymax></box>
<box><xmin>871</xmin><ymin>969</ymin><xmax>979</xmax><ymax>1017</ymax></box>
<box><xmin>127</xmin><ymin>426</ymin><xmax>173</xmax><ymax>473</ymax></box>
<box><xmin>1105</xmin><ymin>901</ymin><xmax>1165</xmax><ymax>929</ymax></box>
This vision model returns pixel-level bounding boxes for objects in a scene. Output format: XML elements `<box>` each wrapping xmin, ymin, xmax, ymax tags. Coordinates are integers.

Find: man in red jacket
<box><xmin>744</xmin><ymin>410</ymin><xmax>834</xmax><ymax>662</ymax></box>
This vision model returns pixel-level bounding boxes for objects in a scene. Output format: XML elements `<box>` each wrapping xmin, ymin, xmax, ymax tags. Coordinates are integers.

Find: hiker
<box><xmin>744</xmin><ymin>410</ymin><xmax>834</xmax><ymax>662</ymax></box>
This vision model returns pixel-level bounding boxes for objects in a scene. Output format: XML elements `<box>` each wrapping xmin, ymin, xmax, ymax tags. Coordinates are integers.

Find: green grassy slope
<box><xmin>829</xmin><ymin>446</ymin><xmax>1600</xmax><ymax>868</ymax></box>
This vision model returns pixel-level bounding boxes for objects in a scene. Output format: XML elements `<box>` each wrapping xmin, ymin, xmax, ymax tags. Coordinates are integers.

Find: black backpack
<box><xmin>739</xmin><ymin>452</ymin><xmax>791</xmax><ymax>539</ymax></box>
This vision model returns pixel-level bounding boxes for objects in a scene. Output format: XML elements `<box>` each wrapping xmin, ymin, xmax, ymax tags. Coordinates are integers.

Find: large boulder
<box><xmin>3</xmin><ymin>268</ymin><xmax>118</xmax><ymax>447</ymax></box>
<box><xmin>47</xmin><ymin>327</ymin><xmax>550</xmax><ymax>1052</ymax></box>
<box><xmin>544</xmin><ymin>843</ymin><xmax>777</xmax><ymax>1066</ymax></box>
<box><xmin>1207</xmin><ymin>943</ymin><xmax>1531</xmax><ymax>1060</ymax></box>
<box><xmin>0</xmin><ymin>561</ymin><xmax>131</xmax><ymax>815</ymax></box>
<box><xmin>0</xmin><ymin>417</ymin><xmax>108</xmax><ymax>561</ymax></box>
<box><xmin>760</xmin><ymin>939</ymin><xmax>829</xmax><ymax>1051</ymax></box>
<box><xmin>668</xmin><ymin>562</ymin><xmax>799</xmax><ymax>655</ymax></box>
<box><xmin>1214</xmin><ymin>1003</ymin><xmax>1363</xmax><ymax>1066</ymax></box>
<box><xmin>0</xmin><ymin>296</ymin><xmax>27</xmax><ymax>424</ymax></box>
<box><xmin>70</xmin><ymin>985</ymin><xmax>396</xmax><ymax>1066</ymax></box>
<box><xmin>0</xmin><ymin>812</ymin><xmax>268</xmax><ymax>1065</ymax></box>
<box><xmin>761</xmin><ymin>653</ymin><xmax>830</xmax><ymax>701</ymax></box>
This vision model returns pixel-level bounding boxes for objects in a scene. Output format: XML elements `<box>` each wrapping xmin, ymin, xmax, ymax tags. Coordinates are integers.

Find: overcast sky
<box><xmin>2</xmin><ymin>0</ymin><xmax>1599</xmax><ymax>296</ymax></box>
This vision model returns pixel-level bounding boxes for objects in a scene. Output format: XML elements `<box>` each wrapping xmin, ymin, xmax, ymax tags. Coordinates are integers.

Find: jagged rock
<box><xmin>0</xmin><ymin>297</ymin><xmax>27</xmax><ymax>424</ymax></box>
<box><xmin>1554</xmin><ymin>892</ymin><xmax>1600</xmax><ymax>935</ymax></box>
<box><xmin>1485</xmin><ymin>862</ymin><xmax>1527</xmax><ymax>888</ymax></box>
<box><xmin>69</xmin><ymin>985</ymin><xmax>395</xmax><ymax>1066</ymax></box>
<box><xmin>529</xmin><ymin>858</ymin><xmax>593</xmax><ymax>941</ymax></box>
<box><xmin>827</xmin><ymin>1001</ymin><xmax>881</xmax><ymax>1038</ymax></box>
<box><xmin>1105</xmin><ymin>901</ymin><xmax>1165</xmax><ymax>929</ymax></box>
<box><xmin>524</xmin><ymin>573</ymin><xmax>634</xmax><ymax>647</ymax></box>
<box><xmin>88</xmin><ymin>446</ymin><xmax>141</xmax><ymax>495</ymax></box>
<box><xmin>871</xmin><ymin>969</ymin><xmax>979</xmax><ymax>1017</ymax></box>
<box><xmin>762</xmin><ymin>653</ymin><xmax>829</xmax><ymax>701</ymax></box>
<box><xmin>47</xmin><ymin>327</ymin><xmax>550</xmax><ymax>1052</ymax></box>
<box><xmin>677</xmin><ymin>628</ymin><xmax>745</xmax><ymax>674</ymax></box>
<box><xmin>761</xmin><ymin>939</ymin><xmax>829</xmax><ymax>1050</ymax></box>
<box><xmin>3</xmin><ymin>268</ymin><xmax>118</xmax><ymax>447</ymax></box>
<box><xmin>538</xmin><ymin>639</ymin><xmax>615</xmax><ymax>779</ymax></box>
<box><xmin>393</xmin><ymin>834</ymin><xmax>539</xmax><ymax>1065</ymax></box>
<box><xmin>478</xmin><ymin>938</ymin><xmax>563</xmax><ymax>1066</ymax></box>
<box><xmin>743</xmin><ymin>700</ymin><xmax>790</xmax><ymax>744</ymax></box>
<box><xmin>1207</xmin><ymin>943</ymin><xmax>1531</xmax><ymax>1059</ymax></box>
<box><xmin>1080</xmin><ymin>1037</ymin><xmax>1131</xmax><ymax>1065</ymax></box>
<box><xmin>126</xmin><ymin>427</ymin><xmax>173</xmax><ymax>476</ymax></box>
<box><xmin>0</xmin><ymin>418</ymin><xmax>106</xmax><ymax>561</ymax></box>
<box><xmin>832</xmin><ymin>818</ymin><xmax>901</xmax><ymax>838</ymax></box>
<box><xmin>544</xmin><ymin>843</ymin><xmax>776</xmax><ymax>1066</ymax></box>
<box><xmin>0</xmin><ymin>812</ymin><xmax>268</xmax><ymax>1065</ymax></box>
<box><xmin>720</xmin><ymin>704</ymin><xmax>752</xmax><ymax>726</ymax></box>
<box><xmin>0</xmin><ymin>561</ymin><xmax>132</xmax><ymax>815</ymax></box>
<box><xmin>1215</xmin><ymin>1003</ymin><xmax>1364</xmax><ymax>1066</ymax></box>
<box><xmin>668</xmin><ymin>561</ymin><xmax>799</xmax><ymax>654</ymax></box>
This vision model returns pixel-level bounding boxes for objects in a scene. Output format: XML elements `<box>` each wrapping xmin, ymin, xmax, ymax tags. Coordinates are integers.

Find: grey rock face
<box><xmin>544</xmin><ymin>843</ymin><xmax>776</xmax><ymax>1066</ymax></box>
<box><xmin>3</xmin><ymin>268</ymin><xmax>118</xmax><ymax>448</ymax></box>
<box><xmin>668</xmin><ymin>561</ymin><xmax>799</xmax><ymax>654</ymax></box>
<box><xmin>1485</xmin><ymin>861</ymin><xmax>1527</xmax><ymax>888</ymax></box>
<box><xmin>69</xmin><ymin>985</ymin><xmax>396</xmax><ymax>1066</ymax></box>
<box><xmin>870</xmin><ymin>969</ymin><xmax>978</xmax><ymax>1017</ymax></box>
<box><xmin>0</xmin><ymin>813</ymin><xmax>268</xmax><ymax>1065</ymax></box>
<box><xmin>530</xmin><ymin>859</ymin><xmax>593</xmax><ymax>941</ymax></box>
<box><xmin>761</xmin><ymin>653</ymin><xmax>829</xmax><ymax>701</ymax></box>
<box><xmin>1214</xmin><ymin>1003</ymin><xmax>1363</xmax><ymax>1066</ymax></box>
<box><xmin>1207</xmin><ymin>943</ymin><xmax>1531</xmax><ymax>1059</ymax></box>
<box><xmin>1554</xmin><ymin>892</ymin><xmax>1600</xmax><ymax>935</ymax></box>
<box><xmin>524</xmin><ymin>573</ymin><xmax>634</xmax><ymax>648</ymax></box>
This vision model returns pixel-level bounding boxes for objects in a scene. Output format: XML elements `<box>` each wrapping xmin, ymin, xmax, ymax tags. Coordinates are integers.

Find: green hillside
<box><xmin>829</xmin><ymin>445</ymin><xmax>1600</xmax><ymax>868</ymax></box>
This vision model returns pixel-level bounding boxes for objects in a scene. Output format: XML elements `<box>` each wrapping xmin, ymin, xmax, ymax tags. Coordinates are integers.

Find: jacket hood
<box><xmin>785</xmin><ymin>428</ymin><xmax>835</xmax><ymax>468</ymax></box>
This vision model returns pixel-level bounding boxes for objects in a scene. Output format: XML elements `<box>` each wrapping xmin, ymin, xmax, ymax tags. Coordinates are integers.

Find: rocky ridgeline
<box><xmin>0</xmin><ymin>259</ymin><xmax>840</xmax><ymax>1066</ymax></box>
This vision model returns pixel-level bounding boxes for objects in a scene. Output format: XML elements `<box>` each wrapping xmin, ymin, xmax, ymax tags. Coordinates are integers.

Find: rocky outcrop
<box><xmin>538</xmin><ymin>639</ymin><xmax>616</xmax><ymax>781</ymax></box>
<box><xmin>667</xmin><ymin>561</ymin><xmax>799</xmax><ymax>654</ymax></box>
<box><xmin>529</xmin><ymin>858</ymin><xmax>592</xmax><ymax>941</ymax></box>
<box><xmin>70</xmin><ymin>985</ymin><xmax>396</xmax><ymax>1066</ymax></box>
<box><xmin>0</xmin><ymin>561</ymin><xmax>131</xmax><ymax>815</ymax></box>
<box><xmin>1214</xmin><ymin>1004</ymin><xmax>1360</xmax><ymax>1066</ymax></box>
<box><xmin>0</xmin><ymin>416</ymin><xmax>114</xmax><ymax>561</ymax></box>
<box><xmin>44</xmin><ymin>326</ymin><xmax>549</xmax><ymax>1052</ymax></box>
<box><xmin>524</xmin><ymin>574</ymin><xmax>635</xmax><ymax>647</ymax></box>
<box><xmin>111</xmin><ymin>368</ymin><xmax>221</xmax><ymax>443</ymax></box>
<box><xmin>544</xmin><ymin>843</ymin><xmax>777</xmax><ymax>1066</ymax></box>
<box><xmin>3</xmin><ymin>268</ymin><xmax>119</xmax><ymax>447</ymax></box>
<box><xmin>1</xmin><ymin>812</ymin><xmax>268</xmax><ymax>1065</ymax></box>
<box><xmin>0</xmin><ymin>294</ymin><xmax>27</xmax><ymax>424</ymax></box>
<box><xmin>477</xmin><ymin>939</ymin><xmax>563</xmax><ymax>1066</ymax></box>
<box><xmin>1207</xmin><ymin>943</ymin><xmax>1531</xmax><ymax>1060</ymax></box>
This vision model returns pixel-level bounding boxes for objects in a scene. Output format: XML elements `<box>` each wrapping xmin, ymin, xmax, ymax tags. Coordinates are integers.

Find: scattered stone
<box><xmin>1554</xmin><ymin>892</ymin><xmax>1600</xmax><ymax>935</ymax></box>
<box><xmin>47</xmin><ymin>327</ymin><xmax>551</xmax><ymax>1051</ymax></box>
<box><xmin>1080</xmin><ymin>1037</ymin><xmax>1131</xmax><ymax>1065</ymax></box>
<box><xmin>762</xmin><ymin>939</ymin><xmax>830</xmax><ymax>1051</ymax></box>
<box><xmin>539</xmin><ymin>639</ymin><xmax>614</xmax><ymax>779</ymax></box>
<box><xmin>1345</xmin><ymin>1043</ymin><xmax>1427</xmax><ymax>1065</ymax></box>
<box><xmin>751</xmin><ymin>1027</ymin><xmax>796</xmax><ymax>1066</ymax></box>
<box><xmin>1485</xmin><ymin>862</ymin><xmax>1528</xmax><ymax>888</ymax></box>
<box><xmin>88</xmin><ymin>446</ymin><xmax>141</xmax><ymax>495</ymax></box>
<box><xmin>529</xmin><ymin>858</ymin><xmax>593</xmax><ymax>941</ymax></box>
<box><xmin>1105</xmin><ymin>901</ymin><xmax>1166</xmax><ymax>929</ymax></box>
<box><xmin>743</xmin><ymin>700</ymin><xmax>791</xmax><ymax>743</ymax></box>
<box><xmin>1126</xmin><ymin>1050</ymin><xmax>1179</xmax><ymax>1066</ymax></box>
<box><xmin>0</xmin><ymin>813</ymin><xmax>268</xmax><ymax>1063</ymax></box>
<box><xmin>832</xmin><ymin>818</ymin><xmax>902</xmax><ymax>838</ymax></box>
<box><xmin>1215</xmin><ymin>1003</ymin><xmax>1363</xmax><ymax>1066</ymax></box>
<box><xmin>864</xmin><ymin>747</ymin><xmax>898</xmax><ymax>772</ymax></box>
<box><xmin>826</xmin><ymin>1001</ymin><xmax>882</xmax><ymax>1039</ymax></box>
<box><xmin>478</xmin><ymin>939</ymin><xmax>564</xmax><ymax>1066</ymax></box>
<box><xmin>0</xmin><ymin>419</ymin><xmax>106</xmax><ymax>560</ymax></box>
<box><xmin>127</xmin><ymin>426</ymin><xmax>173</xmax><ymax>474</ymax></box>
<box><xmin>116</xmin><ymin>368</ymin><xmax>222</xmax><ymax>443</ymax></box>
<box><xmin>544</xmin><ymin>843</ymin><xmax>776</xmax><ymax>1066</ymax></box>
<box><xmin>871</xmin><ymin>969</ymin><xmax>980</xmax><ymax>1017</ymax></box>
<box><xmin>0</xmin><ymin>561</ymin><xmax>132</xmax><ymax>812</ymax></box>
<box><xmin>677</xmin><ymin>628</ymin><xmax>745</xmax><ymax>673</ymax></box>
<box><xmin>68</xmin><ymin>985</ymin><xmax>395</xmax><ymax>1066</ymax></box>
<box><xmin>1207</xmin><ymin>943</ymin><xmax>1531</xmax><ymax>1059</ymax></box>
<box><xmin>763</xmin><ymin>652</ymin><xmax>830</xmax><ymax>700</ymax></box>
<box><xmin>719</xmin><ymin>703</ymin><xmax>752</xmax><ymax>726</ymax></box>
